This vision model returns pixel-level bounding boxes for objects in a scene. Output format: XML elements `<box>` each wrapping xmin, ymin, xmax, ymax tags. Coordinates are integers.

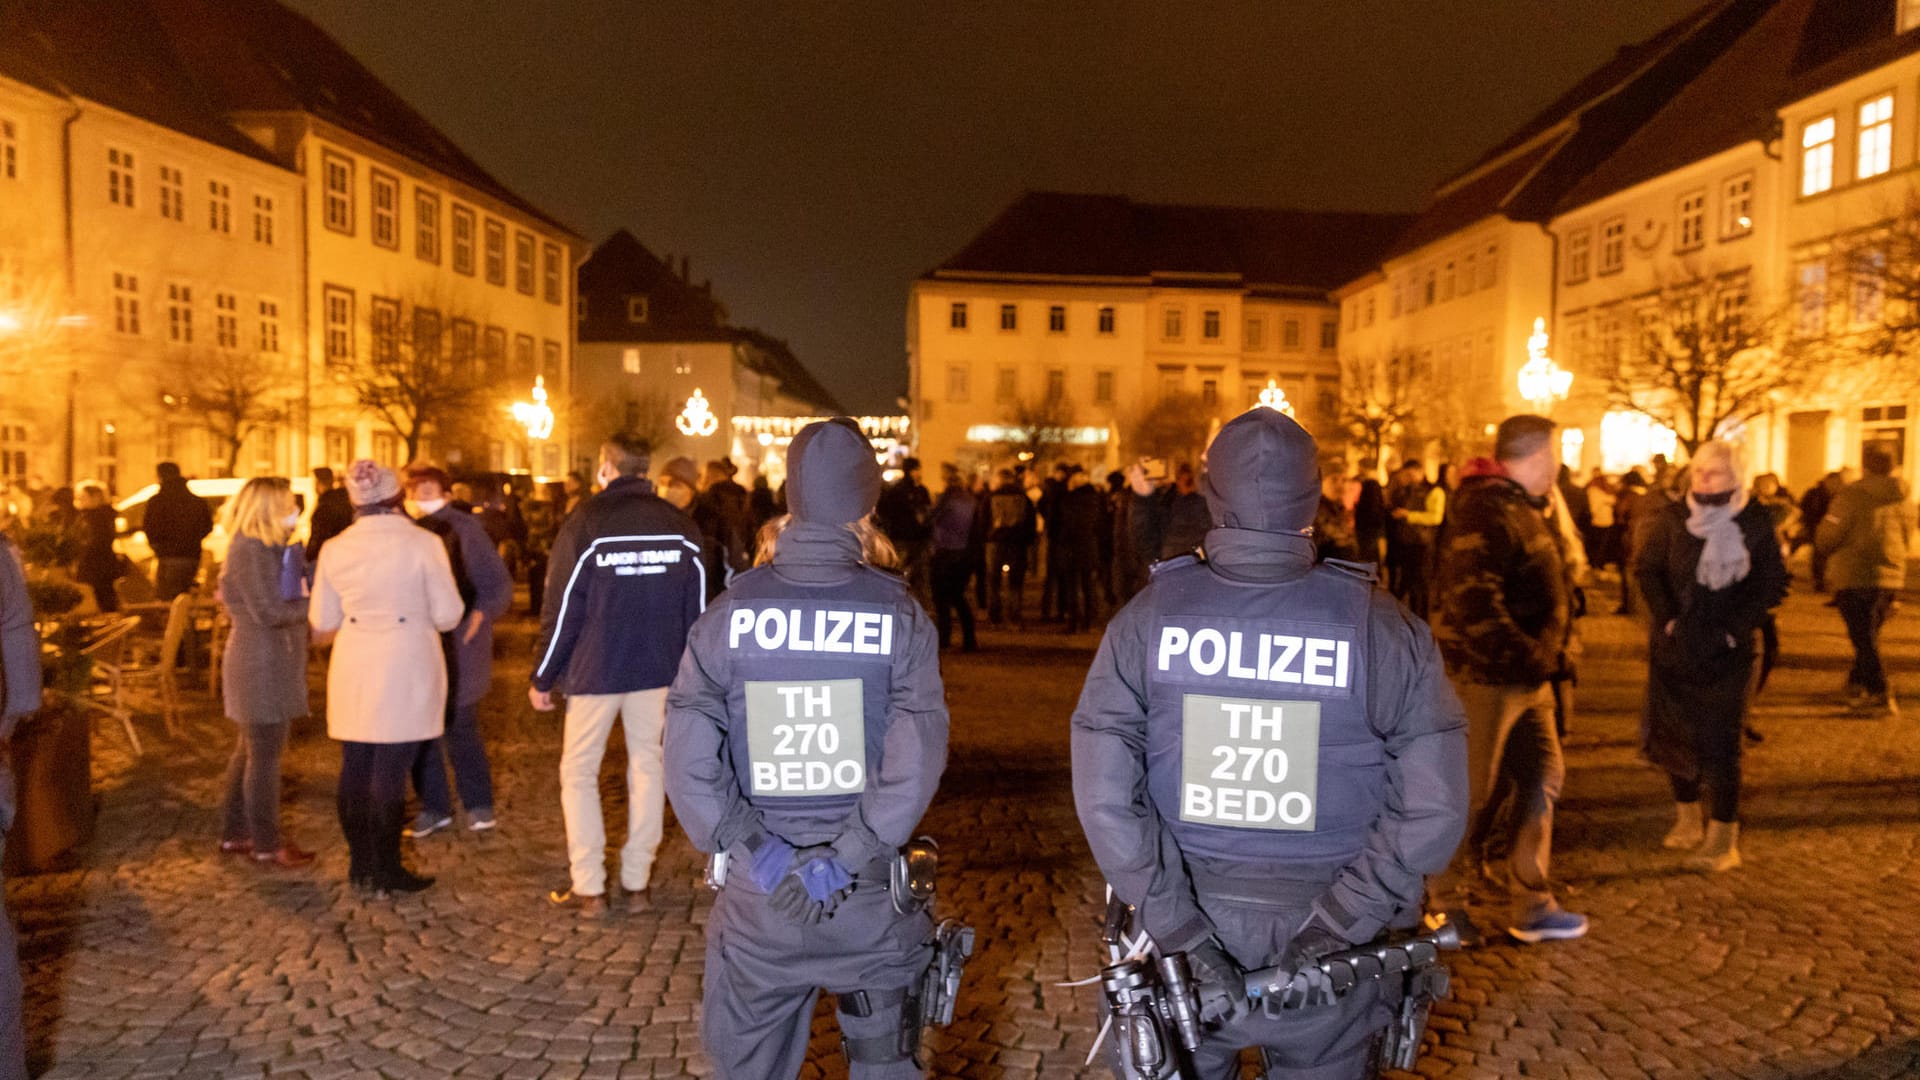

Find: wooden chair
<box><xmin>77</xmin><ymin>616</ymin><xmax>144</xmax><ymax>755</ymax></box>
<box><xmin>84</xmin><ymin>595</ymin><xmax>191</xmax><ymax>753</ymax></box>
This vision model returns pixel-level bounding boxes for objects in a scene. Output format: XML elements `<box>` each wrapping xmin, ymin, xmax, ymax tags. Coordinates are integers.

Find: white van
<box><xmin>115</xmin><ymin>476</ymin><xmax>317</xmax><ymax>572</ymax></box>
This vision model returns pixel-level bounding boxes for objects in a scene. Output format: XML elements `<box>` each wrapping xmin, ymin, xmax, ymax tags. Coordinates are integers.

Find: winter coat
<box><xmin>1432</xmin><ymin>474</ymin><xmax>1571</xmax><ymax>687</ymax></box>
<box><xmin>1635</xmin><ymin>500</ymin><xmax>1788</xmax><ymax>780</ymax></box>
<box><xmin>986</xmin><ymin>483</ymin><xmax>1037</xmax><ymax>545</ymax></box>
<box><xmin>72</xmin><ymin>505</ymin><xmax>117</xmax><ymax>585</ymax></box>
<box><xmin>1131</xmin><ymin>486</ymin><xmax>1211</xmax><ymax>563</ymax></box>
<box><xmin>0</xmin><ymin>535</ymin><xmax>41</xmax><ymax>729</ymax></box>
<box><xmin>929</xmin><ymin>487</ymin><xmax>976</xmax><ymax>553</ymax></box>
<box><xmin>1815</xmin><ymin>475</ymin><xmax>1915</xmax><ymax>590</ymax></box>
<box><xmin>310</xmin><ymin>513</ymin><xmax>463</xmax><ymax>744</ymax></box>
<box><xmin>415</xmin><ymin>506</ymin><xmax>514</xmax><ymax>708</ymax></box>
<box><xmin>305</xmin><ymin>487</ymin><xmax>354</xmax><ymax>565</ymax></box>
<box><xmin>143</xmin><ymin>480</ymin><xmax>213</xmax><ymax>559</ymax></box>
<box><xmin>219</xmin><ymin>536</ymin><xmax>310</xmax><ymax>725</ymax></box>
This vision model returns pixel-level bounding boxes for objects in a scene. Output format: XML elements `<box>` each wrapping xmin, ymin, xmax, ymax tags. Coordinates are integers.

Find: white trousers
<box><xmin>559</xmin><ymin>687</ymin><xmax>667</xmax><ymax>895</ymax></box>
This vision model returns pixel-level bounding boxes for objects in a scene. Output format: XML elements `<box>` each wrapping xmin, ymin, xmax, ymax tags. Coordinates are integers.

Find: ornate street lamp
<box><xmin>511</xmin><ymin>375</ymin><xmax>555</xmax><ymax>441</ymax></box>
<box><xmin>1517</xmin><ymin>317</ymin><xmax>1573</xmax><ymax>413</ymax></box>
<box><xmin>677</xmin><ymin>387</ymin><xmax>718</xmax><ymax>438</ymax></box>
<box><xmin>1256</xmin><ymin>378</ymin><xmax>1296</xmax><ymax>418</ymax></box>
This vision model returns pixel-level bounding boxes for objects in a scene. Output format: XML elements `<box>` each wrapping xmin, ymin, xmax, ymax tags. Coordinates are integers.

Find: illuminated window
<box><xmin>543</xmin><ymin>243</ymin><xmax>562</xmax><ymax>304</ymax></box>
<box><xmin>1599</xmin><ymin>217</ymin><xmax>1626</xmax><ymax>274</ymax></box>
<box><xmin>1282</xmin><ymin>319</ymin><xmax>1300</xmax><ymax>350</ymax></box>
<box><xmin>514</xmin><ymin>231</ymin><xmax>535</xmax><ymax>295</ymax></box>
<box><xmin>0</xmin><ymin>118</ymin><xmax>15</xmax><ymax>179</ymax></box>
<box><xmin>946</xmin><ymin>364</ymin><xmax>969</xmax><ymax>402</ymax></box>
<box><xmin>252</xmin><ymin>194</ymin><xmax>274</xmax><ymax>245</ymax></box>
<box><xmin>1795</xmin><ymin>260</ymin><xmax>1827</xmax><ymax>337</ymax></box>
<box><xmin>484</xmin><ymin>219</ymin><xmax>506</xmax><ymax>284</ymax></box>
<box><xmin>108</xmin><ymin>148</ymin><xmax>135</xmax><ymax>207</ymax></box>
<box><xmin>1721</xmin><ymin>173</ymin><xmax>1754</xmax><ymax>237</ymax></box>
<box><xmin>451</xmin><ymin>205</ymin><xmax>475</xmax><ymax>275</ymax></box>
<box><xmin>208</xmin><ymin>179</ymin><xmax>231</xmax><ymax>234</ymax></box>
<box><xmin>1853</xmin><ymin>247</ymin><xmax>1885</xmax><ymax>325</ymax></box>
<box><xmin>1565</xmin><ymin>229</ymin><xmax>1591</xmax><ymax>283</ymax></box>
<box><xmin>1904</xmin><ymin>0</ymin><xmax>1920</xmax><ymax>31</ymax></box>
<box><xmin>158</xmin><ymin>165</ymin><xmax>184</xmax><ymax>221</ymax></box>
<box><xmin>323</xmin><ymin>286</ymin><xmax>353</xmax><ymax>366</ymax></box>
<box><xmin>1202</xmin><ymin>309</ymin><xmax>1221</xmax><ymax>340</ymax></box>
<box><xmin>166</xmin><ymin>283</ymin><xmax>193</xmax><ymax>343</ymax></box>
<box><xmin>621</xmin><ymin>347</ymin><xmax>640</xmax><ymax>375</ymax></box>
<box><xmin>1801</xmin><ymin>115</ymin><xmax>1835</xmax><ymax>195</ymax></box>
<box><xmin>1320</xmin><ymin>320</ymin><xmax>1337</xmax><ymax>349</ymax></box>
<box><xmin>257</xmin><ymin>299</ymin><xmax>280</xmax><ymax>353</ymax></box>
<box><xmin>1857</xmin><ymin>94</ymin><xmax>1893</xmax><ymax>180</ymax></box>
<box><xmin>1245</xmin><ymin>317</ymin><xmax>1265</xmax><ymax>350</ymax></box>
<box><xmin>1676</xmin><ymin>190</ymin><xmax>1706</xmax><ymax>251</ymax></box>
<box><xmin>415</xmin><ymin>188</ymin><xmax>440</xmax><ymax>263</ymax></box>
<box><xmin>214</xmin><ymin>292</ymin><xmax>238</xmax><ymax>348</ymax></box>
<box><xmin>1601</xmin><ymin>411</ymin><xmax>1678</xmax><ymax>474</ymax></box>
<box><xmin>322</xmin><ymin>151</ymin><xmax>353</xmax><ymax>234</ymax></box>
<box><xmin>949</xmin><ymin>301</ymin><xmax>967</xmax><ymax>329</ymax></box>
<box><xmin>1098</xmin><ymin>306</ymin><xmax>1115</xmax><ymax>334</ymax></box>
<box><xmin>1163</xmin><ymin>306</ymin><xmax>1183</xmax><ymax>340</ymax></box>
<box><xmin>370</xmin><ymin>170</ymin><xmax>399</xmax><ymax>249</ymax></box>
<box><xmin>112</xmin><ymin>272</ymin><xmax>141</xmax><ymax>335</ymax></box>
<box><xmin>1048</xmin><ymin>305</ymin><xmax>1066</xmax><ymax>333</ymax></box>
<box><xmin>999</xmin><ymin>303</ymin><xmax>1017</xmax><ymax>331</ymax></box>
<box><xmin>1094</xmin><ymin>369</ymin><xmax>1114</xmax><ymax>405</ymax></box>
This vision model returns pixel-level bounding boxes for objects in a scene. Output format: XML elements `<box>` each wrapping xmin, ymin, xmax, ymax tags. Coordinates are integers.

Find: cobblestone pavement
<box><xmin>10</xmin><ymin>572</ymin><xmax>1919</xmax><ymax>1079</ymax></box>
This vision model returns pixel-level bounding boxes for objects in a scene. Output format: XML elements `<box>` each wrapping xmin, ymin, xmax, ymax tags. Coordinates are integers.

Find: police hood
<box><xmin>786</xmin><ymin>418</ymin><xmax>881</xmax><ymax>526</ymax></box>
<box><xmin>1201</xmin><ymin>407</ymin><xmax>1320</xmax><ymax>534</ymax></box>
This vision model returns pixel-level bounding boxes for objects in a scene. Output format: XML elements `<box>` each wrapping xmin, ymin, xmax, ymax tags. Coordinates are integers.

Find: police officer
<box><xmin>665</xmin><ymin>418</ymin><xmax>950</xmax><ymax>1078</ymax></box>
<box><xmin>1072</xmin><ymin>407</ymin><xmax>1469</xmax><ymax>1078</ymax></box>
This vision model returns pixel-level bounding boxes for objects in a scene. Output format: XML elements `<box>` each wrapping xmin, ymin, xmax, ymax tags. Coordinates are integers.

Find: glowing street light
<box><xmin>511</xmin><ymin>375</ymin><xmax>555</xmax><ymax>440</ymax></box>
<box><xmin>1517</xmin><ymin>317</ymin><xmax>1573</xmax><ymax>413</ymax></box>
<box><xmin>677</xmin><ymin>387</ymin><xmax>718</xmax><ymax>438</ymax></box>
<box><xmin>1257</xmin><ymin>378</ymin><xmax>1296</xmax><ymax>417</ymax></box>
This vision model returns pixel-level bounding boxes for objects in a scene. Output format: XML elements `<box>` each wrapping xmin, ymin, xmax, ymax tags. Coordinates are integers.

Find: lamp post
<box><xmin>1517</xmin><ymin>317</ymin><xmax>1573</xmax><ymax>414</ymax></box>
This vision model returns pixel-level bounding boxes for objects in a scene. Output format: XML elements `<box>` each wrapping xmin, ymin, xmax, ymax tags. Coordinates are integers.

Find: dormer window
<box><xmin>628</xmin><ymin>296</ymin><xmax>649</xmax><ymax>323</ymax></box>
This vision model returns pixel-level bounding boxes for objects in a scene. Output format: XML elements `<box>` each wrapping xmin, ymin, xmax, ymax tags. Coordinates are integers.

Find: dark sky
<box><xmin>287</xmin><ymin>0</ymin><xmax>1704</xmax><ymax>413</ymax></box>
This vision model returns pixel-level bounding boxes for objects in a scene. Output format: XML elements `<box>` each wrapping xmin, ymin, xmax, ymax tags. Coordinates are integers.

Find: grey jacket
<box><xmin>419</xmin><ymin>506</ymin><xmax>513</xmax><ymax>708</ymax></box>
<box><xmin>2</xmin><ymin>535</ymin><xmax>43</xmax><ymax>835</ymax></box>
<box><xmin>219</xmin><ymin>537</ymin><xmax>309</xmax><ymax>724</ymax></box>
<box><xmin>1816</xmin><ymin>475</ymin><xmax>1914</xmax><ymax>591</ymax></box>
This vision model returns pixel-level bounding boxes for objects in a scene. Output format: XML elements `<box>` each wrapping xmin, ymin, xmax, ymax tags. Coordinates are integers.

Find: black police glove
<box><xmin>1277</xmin><ymin>921</ymin><xmax>1347</xmax><ymax>1008</ymax></box>
<box><xmin>1182</xmin><ymin>938</ymin><xmax>1247</xmax><ymax>1025</ymax></box>
<box><xmin>768</xmin><ymin>844</ymin><xmax>842</xmax><ymax>926</ymax></box>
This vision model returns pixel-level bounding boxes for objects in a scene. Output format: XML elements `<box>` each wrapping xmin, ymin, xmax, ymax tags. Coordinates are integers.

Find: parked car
<box><xmin>114</xmin><ymin>476</ymin><xmax>317</xmax><ymax>574</ymax></box>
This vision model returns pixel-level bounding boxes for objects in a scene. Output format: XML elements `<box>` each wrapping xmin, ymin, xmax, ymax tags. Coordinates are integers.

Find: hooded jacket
<box><xmin>1816</xmin><ymin>474</ymin><xmax>1915</xmax><ymax>591</ymax></box>
<box><xmin>1432</xmin><ymin>472</ymin><xmax>1572</xmax><ymax>686</ymax></box>
<box><xmin>1071</xmin><ymin>408</ymin><xmax>1467</xmax><ymax>952</ymax></box>
<box><xmin>144</xmin><ymin>477</ymin><xmax>213</xmax><ymax>559</ymax></box>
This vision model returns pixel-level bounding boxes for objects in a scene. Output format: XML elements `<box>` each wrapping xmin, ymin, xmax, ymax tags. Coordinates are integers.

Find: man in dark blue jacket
<box><xmin>665</xmin><ymin>419</ymin><xmax>948</xmax><ymax>1078</ymax></box>
<box><xmin>532</xmin><ymin>434</ymin><xmax>705</xmax><ymax>915</ymax></box>
<box><xmin>403</xmin><ymin>464</ymin><xmax>515</xmax><ymax>837</ymax></box>
<box><xmin>0</xmin><ymin>530</ymin><xmax>40</xmax><ymax>1080</ymax></box>
<box><xmin>145</xmin><ymin>462</ymin><xmax>212</xmax><ymax>599</ymax></box>
<box><xmin>1072</xmin><ymin>407</ymin><xmax>1468</xmax><ymax>1078</ymax></box>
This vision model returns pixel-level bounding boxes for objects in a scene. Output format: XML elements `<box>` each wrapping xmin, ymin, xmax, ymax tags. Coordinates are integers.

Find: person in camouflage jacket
<box><xmin>1426</xmin><ymin>415</ymin><xmax>1588</xmax><ymax>945</ymax></box>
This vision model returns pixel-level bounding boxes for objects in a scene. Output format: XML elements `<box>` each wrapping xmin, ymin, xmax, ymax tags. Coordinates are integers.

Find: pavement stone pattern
<box><xmin>9</xmin><ymin>572</ymin><xmax>1919</xmax><ymax>1079</ymax></box>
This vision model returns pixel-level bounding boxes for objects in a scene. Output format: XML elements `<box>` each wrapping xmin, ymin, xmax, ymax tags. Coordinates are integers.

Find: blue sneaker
<box><xmin>1508</xmin><ymin>905</ymin><xmax>1589</xmax><ymax>944</ymax></box>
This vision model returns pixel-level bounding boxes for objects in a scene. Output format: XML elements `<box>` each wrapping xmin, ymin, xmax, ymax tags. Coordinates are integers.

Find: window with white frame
<box><xmin>999</xmin><ymin>303</ymin><xmax>1017</xmax><ymax>331</ymax></box>
<box><xmin>451</xmin><ymin>205</ymin><xmax>475</xmax><ymax>275</ymax></box>
<box><xmin>323</xmin><ymin>288</ymin><xmax>352</xmax><ymax>366</ymax></box>
<box><xmin>484</xmin><ymin>219</ymin><xmax>506</xmax><ymax>284</ymax></box>
<box><xmin>1048</xmin><ymin>305</ymin><xmax>1065</xmax><ymax>333</ymax></box>
<box><xmin>946</xmin><ymin>364</ymin><xmax>969</xmax><ymax>402</ymax></box>
<box><xmin>322</xmin><ymin>151</ymin><xmax>353</xmax><ymax>234</ymax></box>
<box><xmin>1098</xmin><ymin>306</ymin><xmax>1115</xmax><ymax>334</ymax></box>
<box><xmin>1480</xmin><ymin>244</ymin><xmax>1498</xmax><ymax>288</ymax></box>
<box><xmin>1801</xmin><ymin>115</ymin><xmax>1836</xmax><ymax>195</ymax></box>
<box><xmin>514</xmin><ymin>231</ymin><xmax>535</xmax><ymax>295</ymax></box>
<box><xmin>208</xmin><ymin>180</ymin><xmax>231</xmax><ymax>234</ymax></box>
<box><xmin>543</xmin><ymin>340</ymin><xmax>561</xmax><ymax>382</ymax></box>
<box><xmin>1853</xmin><ymin>247</ymin><xmax>1886</xmax><ymax>324</ymax></box>
<box><xmin>214</xmin><ymin>292</ymin><xmax>238</xmax><ymax>348</ymax></box>
<box><xmin>1857</xmin><ymin>93</ymin><xmax>1894</xmax><ymax>180</ymax></box>
<box><xmin>1599</xmin><ymin>217</ymin><xmax>1626</xmax><ymax>274</ymax></box>
<box><xmin>414</xmin><ymin>308</ymin><xmax>442</xmax><ymax>368</ymax></box>
<box><xmin>995</xmin><ymin>366</ymin><xmax>1017</xmax><ymax>402</ymax></box>
<box><xmin>1320</xmin><ymin>320</ymin><xmax>1337</xmax><ymax>349</ymax></box>
<box><xmin>252</xmin><ymin>193</ymin><xmax>274</xmax><ymax>245</ymax></box>
<box><xmin>1163</xmin><ymin>306</ymin><xmax>1183</xmax><ymax>340</ymax></box>
<box><xmin>158</xmin><ymin>165</ymin><xmax>184</xmax><ymax>221</ymax></box>
<box><xmin>414</xmin><ymin>188</ymin><xmax>440</xmax><ymax>263</ymax></box>
<box><xmin>370</xmin><ymin>297</ymin><xmax>400</xmax><ymax>364</ymax></box>
<box><xmin>1245</xmin><ymin>316</ymin><xmax>1265</xmax><ymax>350</ymax></box>
<box><xmin>1201</xmin><ymin>378</ymin><xmax>1219</xmax><ymax>407</ymax></box>
<box><xmin>1677</xmin><ymin>190</ymin><xmax>1706</xmax><ymax>251</ymax></box>
<box><xmin>1565</xmin><ymin>229</ymin><xmax>1591</xmax><ymax>283</ymax></box>
<box><xmin>513</xmin><ymin>334</ymin><xmax>535</xmax><ymax>380</ymax></box>
<box><xmin>949</xmin><ymin>301</ymin><xmax>967</xmax><ymax>329</ymax></box>
<box><xmin>166</xmin><ymin>283</ymin><xmax>193</xmax><ymax>343</ymax></box>
<box><xmin>1046</xmin><ymin>368</ymin><xmax>1066</xmax><ymax>401</ymax></box>
<box><xmin>1282</xmin><ymin>318</ymin><xmax>1301</xmax><ymax>350</ymax></box>
<box><xmin>108</xmin><ymin>148</ymin><xmax>135</xmax><ymax>207</ymax></box>
<box><xmin>1715</xmin><ymin>278</ymin><xmax>1748</xmax><ymax>339</ymax></box>
<box><xmin>1721</xmin><ymin>172</ymin><xmax>1754</xmax><ymax>237</ymax></box>
<box><xmin>481</xmin><ymin>326</ymin><xmax>506</xmax><ymax>381</ymax></box>
<box><xmin>370</xmin><ymin>171</ymin><xmax>398</xmax><ymax>248</ymax></box>
<box><xmin>451</xmin><ymin>320</ymin><xmax>477</xmax><ymax>378</ymax></box>
<box><xmin>543</xmin><ymin>243</ymin><xmax>562</xmax><ymax>304</ymax></box>
<box><xmin>112</xmin><ymin>272</ymin><xmax>140</xmax><ymax>335</ymax></box>
<box><xmin>1202</xmin><ymin>309</ymin><xmax>1221</xmax><ymax>340</ymax></box>
<box><xmin>1795</xmin><ymin>260</ymin><xmax>1827</xmax><ymax>337</ymax></box>
<box><xmin>1095</xmin><ymin>369</ymin><xmax>1115</xmax><ymax>405</ymax></box>
<box><xmin>257</xmin><ymin>299</ymin><xmax>280</xmax><ymax>353</ymax></box>
<box><xmin>1</xmin><ymin>118</ymin><xmax>15</xmax><ymax>180</ymax></box>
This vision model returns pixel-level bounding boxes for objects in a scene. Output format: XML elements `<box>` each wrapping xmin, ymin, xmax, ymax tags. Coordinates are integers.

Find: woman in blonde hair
<box><xmin>217</xmin><ymin>477</ymin><xmax>314</xmax><ymax>866</ymax></box>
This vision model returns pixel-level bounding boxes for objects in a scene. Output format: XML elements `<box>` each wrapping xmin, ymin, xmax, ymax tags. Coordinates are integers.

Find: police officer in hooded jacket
<box><xmin>1072</xmin><ymin>407</ymin><xmax>1468</xmax><ymax>1078</ymax></box>
<box><xmin>665</xmin><ymin>418</ymin><xmax>950</xmax><ymax>1079</ymax></box>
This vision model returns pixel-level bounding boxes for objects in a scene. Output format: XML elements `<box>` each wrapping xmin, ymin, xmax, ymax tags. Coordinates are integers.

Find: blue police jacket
<box><xmin>663</xmin><ymin>522</ymin><xmax>949</xmax><ymax>878</ymax></box>
<box><xmin>1072</xmin><ymin>525</ymin><xmax>1468</xmax><ymax>952</ymax></box>
<box><xmin>532</xmin><ymin>476</ymin><xmax>705</xmax><ymax>695</ymax></box>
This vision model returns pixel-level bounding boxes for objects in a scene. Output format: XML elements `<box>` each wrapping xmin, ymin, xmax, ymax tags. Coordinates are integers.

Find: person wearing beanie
<box><xmin>665</xmin><ymin>418</ymin><xmax>951</xmax><ymax>1078</ymax></box>
<box><xmin>532</xmin><ymin>434</ymin><xmax>705</xmax><ymax>916</ymax></box>
<box><xmin>1428</xmin><ymin>415</ymin><xmax>1587</xmax><ymax>944</ymax></box>
<box><xmin>1071</xmin><ymin>407</ymin><xmax>1468</xmax><ymax>1079</ymax></box>
<box><xmin>310</xmin><ymin>460</ymin><xmax>463</xmax><ymax>896</ymax></box>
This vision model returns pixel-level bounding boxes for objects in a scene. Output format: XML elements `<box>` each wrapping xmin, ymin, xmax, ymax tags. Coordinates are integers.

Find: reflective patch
<box><xmin>743</xmin><ymin>679</ymin><xmax>867</xmax><ymax>797</ymax></box>
<box><xmin>1179</xmin><ymin>694</ymin><xmax>1320</xmax><ymax>831</ymax></box>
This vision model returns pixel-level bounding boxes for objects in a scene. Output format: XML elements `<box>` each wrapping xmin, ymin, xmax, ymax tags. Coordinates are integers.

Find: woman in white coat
<box><xmin>311</xmin><ymin>460</ymin><xmax>463</xmax><ymax>895</ymax></box>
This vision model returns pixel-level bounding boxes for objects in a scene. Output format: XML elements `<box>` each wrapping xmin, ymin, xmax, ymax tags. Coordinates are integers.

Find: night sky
<box><xmin>286</xmin><ymin>0</ymin><xmax>1705</xmax><ymax>413</ymax></box>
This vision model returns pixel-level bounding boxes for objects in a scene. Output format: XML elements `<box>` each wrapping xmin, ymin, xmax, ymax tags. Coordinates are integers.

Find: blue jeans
<box><xmin>412</xmin><ymin>701</ymin><xmax>494</xmax><ymax>818</ymax></box>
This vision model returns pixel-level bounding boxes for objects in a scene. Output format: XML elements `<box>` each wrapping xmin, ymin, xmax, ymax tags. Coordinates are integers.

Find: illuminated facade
<box><xmin>909</xmin><ymin>193</ymin><xmax>1407</xmax><ymax>472</ymax></box>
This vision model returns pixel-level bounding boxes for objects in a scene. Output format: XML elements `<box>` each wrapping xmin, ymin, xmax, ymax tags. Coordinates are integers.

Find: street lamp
<box><xmin>1256</xmin><ymin>378</ymin><xmax>1296</xmax><ymax>417</ymax></box>
<box><xmin>511</xmin><ymin>375</ymin><xmax>555</xmax><ymax>441</ymax></box>
<box><xmin>1517</xmin><ymin>316</ymin><xmax>1573</xmax><ymax>413</ymax></box>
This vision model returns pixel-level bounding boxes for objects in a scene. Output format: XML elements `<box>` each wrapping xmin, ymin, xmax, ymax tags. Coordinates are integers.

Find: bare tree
<box><xmin>580</xmin><ymin>388</ymin><xmax>679</xmax><ymax>456</ymax></box>
<box><xmin>152</xmin><ymin>345</ymin><xmax>293</xmax><ymax>474</ymax></box>
<box><xmin>1826</xmin><ymin>190</ymin><xmax>1920</xmax><ymax>398</ymax></box>
<box><xmin>1005</xmin><ymin>394</ymin><xmax>1081</xmax><ymax>464</ymax></box>
<box><xmin>1125</xmin><ymin>392</ymin><xmax>1212</xmax><ymax>466</ymax></box>
<box><xmin>344</xmin><ymin>293</ymin><xmax>487</xmax><ymax>463</ymax></box>
<box><xmin>1340</xmin><ymin>351</ymin><xmax>1424</xmax><ymax>469</ymax></box>
<box><xmin>1600</xmin><ymin>271</ymin><xmax>1813</xmax><ymax>455</ymax></box>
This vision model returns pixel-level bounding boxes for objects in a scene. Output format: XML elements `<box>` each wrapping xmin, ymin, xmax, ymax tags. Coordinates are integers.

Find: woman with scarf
<box><xmin>1635</xmin><ymin>441</ymin><xmax>1788</xmax><ymax>871</ymax></box>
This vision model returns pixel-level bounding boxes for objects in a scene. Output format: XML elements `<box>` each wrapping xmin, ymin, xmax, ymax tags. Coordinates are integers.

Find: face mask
<box><xmin>281</xmin><ymin>512</ymin><xmax>301</xmax><ymax>530</ymax></box>
<box><xmin>1693</xmin><ymin>489</ymin><xmax>1735</xmax><ymax>507</ymax></box>
<box><xmin>411</xmin><ymin>497</ymin><xmax>447</xmax><ymax>516</ymax></box>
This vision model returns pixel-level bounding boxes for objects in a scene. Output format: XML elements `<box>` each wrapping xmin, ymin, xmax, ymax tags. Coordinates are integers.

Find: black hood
<box><xmin>786</xmin><ymin>418</ymin><xmax>881</xmax><ymax>526</ymax></box>
<box><xmin>1201</xmin><ymin>407</ymin><xmax>1321</xmax><ymax>534</ymax></box>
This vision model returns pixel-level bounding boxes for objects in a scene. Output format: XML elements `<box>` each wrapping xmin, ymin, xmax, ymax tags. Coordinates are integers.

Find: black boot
<box><xmin>373</xmin><ymin>800</ymin><xmax>434</xmax><ymax>895</ymax></box>
<box><xmin>340</xmin><ymin>792</ymin><xmax>373</xmax><ymax>893</ymax></box>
